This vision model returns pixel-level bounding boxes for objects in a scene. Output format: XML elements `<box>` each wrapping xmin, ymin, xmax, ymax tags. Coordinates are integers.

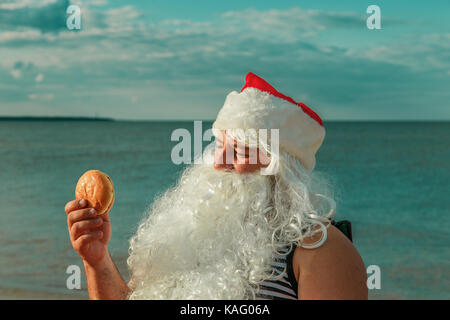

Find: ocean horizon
<box><xmin>1</xmin><ymin>116</ymin><xmax>449</xmax><ymax>123</ymax></box>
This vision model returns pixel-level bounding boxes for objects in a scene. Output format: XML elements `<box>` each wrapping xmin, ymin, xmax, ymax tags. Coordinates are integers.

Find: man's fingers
<box><xmin>100</xmin><ymin>211</ymin><xmax>110</xmax><ymax>222</ymax></box>
<box><xmin>65</xmin><ymin>199</ymin><xmax>88</xmax><ymax>214</ymax></box>
<box><xmin>73</xmin><ymin>232</ymin><xmax>103</xmax><ymax>251</ymax></box>
<box><xmin>67</xmin><ymin>208</ymin><xmax>98</xmax><ymax>227</ymax></box>
<box><xmin>71</xmin><ymin>218</ymin><xmax>103</xmax><ymax>240</ymax></box>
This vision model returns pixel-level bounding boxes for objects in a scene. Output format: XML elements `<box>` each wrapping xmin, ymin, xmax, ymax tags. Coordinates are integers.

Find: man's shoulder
<box><xmin>295</xmin><ymin>225</ymin><xmax>360</xmax><ymax>262</ymax></box>
<box><xmin>292</xmin><ymin>225</ymin><xmax>366</xmax><ymax>280</ymax></box>
<box><xmin>292</xmin><ymin>225</ymin><xmax>368</xmax><ymax>299</ymax></box>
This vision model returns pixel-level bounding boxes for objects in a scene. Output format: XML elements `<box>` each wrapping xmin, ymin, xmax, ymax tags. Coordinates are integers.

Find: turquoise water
<box><xmin>0</xmin><ymin>121</ymin><xmax>448</xmax><ymax>299</ymax></box>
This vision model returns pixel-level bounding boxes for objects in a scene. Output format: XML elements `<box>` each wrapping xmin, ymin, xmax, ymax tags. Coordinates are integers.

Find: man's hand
<box><xmin>65</xmin><ymin>199</ymin><xmax>112</xmax><ymax>266</ymax></box>
<box><xmin>64</xmin><ymin>199</ymin><xmax>129</xmax><ymax>299</ymax></box>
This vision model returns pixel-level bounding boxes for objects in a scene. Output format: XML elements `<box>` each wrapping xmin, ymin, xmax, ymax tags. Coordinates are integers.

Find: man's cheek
<box><xmin>214</xmin><ymin>150</ymin><xmax>224</xmax><ymax>165</ymax></box>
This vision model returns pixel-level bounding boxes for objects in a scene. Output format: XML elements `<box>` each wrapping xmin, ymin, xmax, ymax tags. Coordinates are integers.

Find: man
<box><xmin>65</xmin><ymin>73</ymin><xmax>368</xmax><ymax>300</ymax></box>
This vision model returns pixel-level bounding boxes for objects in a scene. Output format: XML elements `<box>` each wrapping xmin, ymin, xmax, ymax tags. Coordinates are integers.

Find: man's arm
<box><xmin>294</xmin><ymin>225</ymin><xmax>368</xmax><ymax>300</ymax></box>
<box><xmin>83</xmin><ymin>251</ymin><xmax>130</xmax><ymax>300</ymax></box>
<box><xmin>65</xmin><ymin>199</ymin><xmax>131</xmax><ymax>300</ymax></box>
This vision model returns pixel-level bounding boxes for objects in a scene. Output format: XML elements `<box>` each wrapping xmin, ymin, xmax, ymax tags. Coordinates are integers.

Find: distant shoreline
<box><xmin>0</xmin><ymin>116</ymin><xmax>114</xmax><ymax>122</ymax></box>
<box><xmin>0</xmin><ymin>116</ymin><xmax>448</xmax><ymax>123</ymax></box>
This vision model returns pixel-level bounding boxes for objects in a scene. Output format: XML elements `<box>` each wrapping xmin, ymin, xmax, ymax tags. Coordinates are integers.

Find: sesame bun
<box><xmin>75</xmin><ymin>170</ymin><xmax>114</xmax><ymax>215</ymax></box>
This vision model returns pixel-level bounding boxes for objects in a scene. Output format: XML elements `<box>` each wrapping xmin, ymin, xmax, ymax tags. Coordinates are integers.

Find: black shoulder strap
<box><xmin>331</xmin><ymin>220</ymin><xmax>353</xmax><ymax>242</ymax></box>
<box><xmin>286</xmin><ymin>245</ymin><xmax>298</xmax><ymax>296</ymax></box>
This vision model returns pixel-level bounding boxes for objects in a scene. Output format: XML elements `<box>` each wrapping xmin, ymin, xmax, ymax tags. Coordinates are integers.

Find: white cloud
<box><xmin>10</xmin><ymin>69</ymin><xmax>22</xmax><ymax>79</ymax></box>
<box><xmin>221</xmin><ymin>7</ymin><xmax>362</xmax><ymax>40</ymax></box>
<box><xmin>0</xmin><ymin>0</ymin><xmax>59</xmax><ymax>10</ymax></box>
<box><xmin>0</xmin><ymin>30</ymin><xmax>44</xmax><ymax>43</ymax></box>
<box><xmin>35</xmin><ymin>73</ymin><xmax>44</xmax><ymax>82</ymax></box>
<box><xmin>28</xmin><ymin>93</ymin><xmax>54</xmax><ymax>100</ymax></box>
<box><xmin>73</xmin><ymin>0</ymin><xmax>108</xmax><ymax>6</ymax></box>
<box><xmin>0</xmin><ymin>5</ymin><xmax>448</xmax><ymax>120</ymax></box>
<box><xmin>103</xmin><ymin>5</ymin><xmax>143</xmax><ymax>31</ymax></box>
<box><xmin>360</xmin><ymin>33</ymin><xmax>450</xmax><ymax>71</ymax></box>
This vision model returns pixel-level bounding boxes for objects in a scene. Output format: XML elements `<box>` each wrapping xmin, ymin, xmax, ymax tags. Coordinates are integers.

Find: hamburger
<box><xmin>75</xmin><ymin>170</ymin><xmax>114</xmax><ymax>215</ymax></box>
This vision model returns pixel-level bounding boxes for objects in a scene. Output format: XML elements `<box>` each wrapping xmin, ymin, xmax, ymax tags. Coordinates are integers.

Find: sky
<box><xmin>0</xmin><ymin>0</ymin><xmax>449</xmax><ymax>121</ymax></box>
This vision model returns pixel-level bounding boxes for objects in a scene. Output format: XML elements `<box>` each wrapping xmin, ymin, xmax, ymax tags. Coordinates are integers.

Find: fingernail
<box><xmin>79</xmin><ymin>199</ymin><xmax>86</xmax><ymax>207</ymax></box>
<box><xmin>89</xmin><ymin>208</ymin><xmax>96</xmax><ymax>215</ymax></box>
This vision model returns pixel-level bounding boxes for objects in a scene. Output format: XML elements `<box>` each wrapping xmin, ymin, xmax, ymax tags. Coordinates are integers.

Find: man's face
<box><xmin>213</xmin><ymin>130</ymin><xmax>269</xmax><ymax>174</ymax></box>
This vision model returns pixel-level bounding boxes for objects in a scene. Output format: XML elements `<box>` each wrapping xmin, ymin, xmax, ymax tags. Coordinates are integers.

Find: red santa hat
<box><xmin>212</xmin><ymin>72</ymin><xmax>325</xmax><ymax>171</ymax></box>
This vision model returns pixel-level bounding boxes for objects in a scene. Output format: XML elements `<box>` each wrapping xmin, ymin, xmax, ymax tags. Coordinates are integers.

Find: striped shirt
<box><xmin>255</xmin><ymin>246</ymin><xmax>298</xmax><ymax>300</ymax></box>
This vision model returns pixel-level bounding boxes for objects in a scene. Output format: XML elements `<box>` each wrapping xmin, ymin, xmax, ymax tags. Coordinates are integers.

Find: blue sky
<box><xmin>0</xmin><ymin>0</ymin><xmax>448</xmax><ymax>120</ymax></box>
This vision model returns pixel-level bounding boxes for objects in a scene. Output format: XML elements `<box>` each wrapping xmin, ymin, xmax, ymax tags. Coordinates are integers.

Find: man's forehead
<box><xmin>212</xmin><ymin>130</ymin><xmax>241</xmax><ymax>142</ymax></box>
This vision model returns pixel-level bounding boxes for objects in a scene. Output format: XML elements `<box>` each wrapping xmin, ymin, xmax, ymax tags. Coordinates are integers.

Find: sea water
<box><xmin>0</xmin><ymin>120</ymin><xmax>448</xmax><ymax>299</ymax></box>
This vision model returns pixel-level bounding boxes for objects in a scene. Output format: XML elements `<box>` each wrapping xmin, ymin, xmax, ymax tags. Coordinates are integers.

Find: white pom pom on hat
<box><xmin>213</xmin><ymin>72</ymin><xmax>325</xmax><ymax>171</ymax></box>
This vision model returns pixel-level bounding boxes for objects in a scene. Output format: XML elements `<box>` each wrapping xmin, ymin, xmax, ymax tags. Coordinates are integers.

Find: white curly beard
<box><xmin>127</xmin><ymin>161</ymin><xmax>277</xmax><ymax>299</ymax></box>
<box><xmin>127</xmin><ymin>150</ymin><xmax>333</xmax><ymax>300</ymax></box>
